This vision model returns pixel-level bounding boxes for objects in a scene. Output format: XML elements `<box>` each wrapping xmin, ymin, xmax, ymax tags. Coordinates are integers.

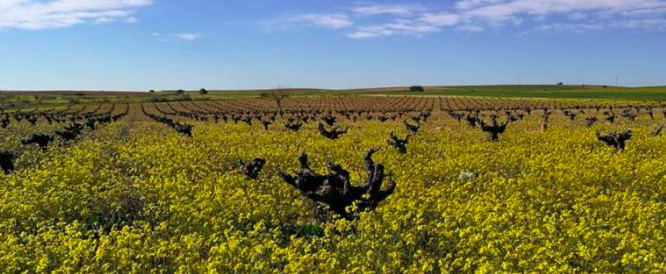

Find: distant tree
<box><xmin>149</xmin><ymin>90</ymin><xmax>156</xmax><ymax>93</ymax></box>
<box><xmin>409</xmin><ymin>86</ymin><xmax>425</xmax><ymax>92</ymax></box>
<box><xmin>557</xmin><ymin>82</ymin><xmax>564</xmax><ymax>86</ymax></box>
<box><xmin>260</xmin><ymin>88</ymin><xmax>289</xmax><ymax>117</ymax></box>
<box><xmin>176</xmin><ymin>89</ymin><xmax>185</xmax><ymax>95</ymax></box>
<box><xmin>199</xmin><ymin>88</ymin><xmax>208</xmax><ymax>95</ymax></box>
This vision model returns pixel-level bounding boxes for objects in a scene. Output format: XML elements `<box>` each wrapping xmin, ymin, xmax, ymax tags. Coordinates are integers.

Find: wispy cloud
<box><xmin>535</xmin><ymin>23</ymin><xmax>605</xmax><ymax>33</ymax></box>
<box><xmin>419</xmin><ymin>13</ymin><xmax>462</xmax><ymax>27</ymax></box>
<box><xmin>260</xmin><ymin>13</ymin><xmax>353</xmax><ymax>31</ymax></box>
<box><xmin>455</xmin><ymin>0</ymin><xmax>505</xmax><ymax>10</ymax></box>
<box><xmin>151</xmin><ymin>32</ymin><xmax>201</xmax><ymax>42</ymax></box>
<box><xmin>0</xmin><ymin>0</ymin><xmax>152</xmax><ymax>31</ymax></box>
<box><xmin>270</xmin><ymin>0</ymin><xmax>666</xmax><ymax>38</ymax></box>
<box><xmin>171</xmin><ymin>33</ymin><xmax>201</xmax><ymax>41</ymax></box>
<box><xmin>299</xmin><ymin>14</ymin><xmax>353</xmax><ymax>29</ymax></box>
<box><xmin>610</xmin><ymin>18</ymin><xmax>666</xmax><ymax>29</ymax></box>
<box><xmin>347</xmin><ymin>19</ymin><xmax>441</xmax><ymax>38</ymax></box>
<box><xmin>352</xmin><ymin>4</ymin><xmax>426</xmax><ymax>17</ymax></box>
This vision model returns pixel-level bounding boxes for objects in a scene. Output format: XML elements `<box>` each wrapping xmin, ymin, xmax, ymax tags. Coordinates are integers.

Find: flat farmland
<box><xmin>2</xmin><ymin>94</ymin><xmax>666</xmax><ymax>273</ymax></box>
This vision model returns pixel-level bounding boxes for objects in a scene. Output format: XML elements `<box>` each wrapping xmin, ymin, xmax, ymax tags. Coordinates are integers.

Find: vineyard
<box><xmin>2</xmin><ymin>95</ymin><xmax>666</xmax><ymax>273</ymax></box>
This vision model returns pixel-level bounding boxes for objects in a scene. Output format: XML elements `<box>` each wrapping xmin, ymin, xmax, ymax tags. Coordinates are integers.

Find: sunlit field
<box><xmin>2</xmin><ymin>96</ymin><xmax>666</xmax><ymax>273</ymax></box>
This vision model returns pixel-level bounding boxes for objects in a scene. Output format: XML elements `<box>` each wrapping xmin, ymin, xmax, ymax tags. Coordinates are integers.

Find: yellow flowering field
<box><xmin>1</xmin><ymin>99</ymin><xmax>666</xmax><ymax>273</ymax></box>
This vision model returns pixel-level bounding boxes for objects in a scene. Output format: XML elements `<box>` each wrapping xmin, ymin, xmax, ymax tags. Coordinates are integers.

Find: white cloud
<box><xmin>170</xmin><ymin>33</ymin><xmax>201</xmax><ymax>41</ymax></box>
<box><xmin>456</xmin><ymin>0</ymin><xmax>506</xmax><ymax>10</ymax></box>
<box><xmin>420</xmin><ymin>13</ymin><xmax>462</xmax><ymax>26</ymax></box>
<box><xmin>464</xmin><ymin>0</ymin><xmax>666</xmax><ymax>22</ymax></box>
<box><xmin>299</xmin><ymin>13</ymin><xmax>353</xmax><ymax>29</ymax></box>
<box><xmin>469</xmin><ymin>0</ymin><xmax>666</xmax><ymax>32</ymax></box>
<box><xmin>347</xmin><ymin>26</ymin><xmax>395</xmax><ymax>38</ymax></box>
<box><xmin>0</xmin><ymin>0</ymin><xmax>152</xmax><ymax>30</ymax></box>
<box><xmin>347</xmin><ymin>19</ymin><xmax>440</xmax><ymax>38</ymax></box>
<box><xmin>150</xmin><ymin>32</ymin><xmax>201</xmax><ymax>42</ymax></box>
<box><xmin>610</xmin><ymin>18</ymin><xmax>666</xmax><ymax>29</ymax></box>
<box><xmin>94</xmin><ymin>17</ymin><xmax>113</xmax><ymax>24</ymax></box>
<box><xmin>352</xmin><ymin>4</ymin><xmax>425</xmax><ymax>17</ymax></box>
<box><xmin>346</xmin><ymin>12</ymin><xmax>458</xmax><ymax>39</ymax></box>
<box><xmin>535</xmin><ymin>23</ymin><xmax>604</xmax><ymax>33</ymax></box>
<box><xmin>270</xmin><ymin>0</ymin><xmax>666</xmax><ymax>38</ymax></box>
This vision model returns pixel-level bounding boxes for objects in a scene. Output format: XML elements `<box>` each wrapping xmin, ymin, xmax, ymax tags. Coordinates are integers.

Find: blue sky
<box><xmin>0</xmin><ymin>0</ymin><xmax>665</xmax><ymax>91</ymax></box>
